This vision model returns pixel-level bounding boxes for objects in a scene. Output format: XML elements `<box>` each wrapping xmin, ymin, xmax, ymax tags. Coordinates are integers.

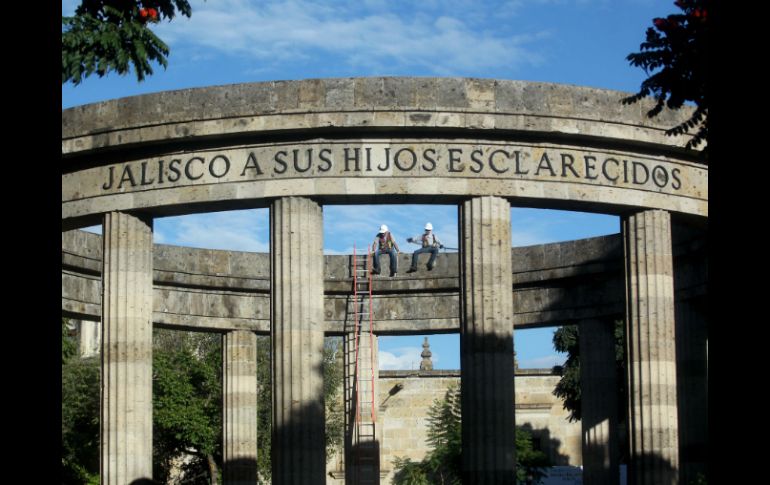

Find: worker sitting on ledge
<box><xmin>406</xmin><ymin>222</ymin><xmax>444</xmax><ymax>272</ymax></box>
<box><xmin>371</xmin><ymin>224</ymin><xmax>400</xmax><ymax>277</ymax></box>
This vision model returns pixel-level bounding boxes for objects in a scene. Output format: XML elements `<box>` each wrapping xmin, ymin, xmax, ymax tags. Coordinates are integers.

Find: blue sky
<box><xmin>63</xmin><ymin>0</ymin><xmax>670</xmax><ymax>369</ymax></box>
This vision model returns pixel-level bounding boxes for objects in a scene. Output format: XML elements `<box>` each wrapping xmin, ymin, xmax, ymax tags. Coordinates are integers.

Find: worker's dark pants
<box><xmin>411</xmin><ymin>247</ymin><xmax>438</xmax><ymax>269</ymax></box>
<box><xmin>373</xmin><ymin>248</ymin><xmax>398</xmax><ymax>274</ymax></box>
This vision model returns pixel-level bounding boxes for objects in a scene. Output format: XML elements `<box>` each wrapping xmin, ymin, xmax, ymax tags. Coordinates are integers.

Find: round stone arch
<box><xmin>62</xmin><ymin>77</ymin><xmax>707</xmax><ymax>485</ymax></box>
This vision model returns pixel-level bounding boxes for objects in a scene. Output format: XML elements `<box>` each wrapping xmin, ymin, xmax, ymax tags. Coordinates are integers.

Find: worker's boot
<box><xmin>407</xmin><ymin>266</ymin><xmax>417</xmax><ymax>273</ymax></box>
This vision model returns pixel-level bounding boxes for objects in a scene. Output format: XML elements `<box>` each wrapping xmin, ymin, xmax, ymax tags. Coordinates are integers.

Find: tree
<box><xmin>255</xmin><ymin>336</ymin><xmax>345</xmax><ymax>482</ymax></box>
<box><xmin>622</xmin><ymin>0</ymin><xmax>709</xmax><ymax>154</ymax></box>
<box><xmin>62</xmin><ymin>0</ymin><xmax>193</xmax><ymax>85</ymax></box>
<box><xmin>61</xmin><ymin>318</ymin><xmax>101</xmax><ymax>485</ymax></box>
<box><xmin>551</xmin><ymin>321</ymin><xmax>626</xmax><ymax>425</ymax></box>
<box><xmin>61</xmin><ymin>325</ymin><xmax>344</xmax><ymax>483</ymax></box>
<box><xmin>323</xmin><ymin>337</ymin><xmax>345</xmax><ymax>461</ymax></box>
<box><xmin>551</xmin><ymin>325</ymin><xmax>581</xmax><ymax>422</ymax></box>
<box><xmin>393</xmin><ymin>384</ymin><xmax>550</xmax><ymax>485</ymax></box>
<box><xmin>62</xmin><ymin>317</ymin><xmax>77</xmax><ymax>364</ymax></box>
<box><xmin>152</xmin><ymin>329</ymin><xmax>222</xmax><ymax>484</ymax></box>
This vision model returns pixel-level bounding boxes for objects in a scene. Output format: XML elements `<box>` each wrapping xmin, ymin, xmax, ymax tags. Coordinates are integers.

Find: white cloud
<box><xmin>156</xmin><ymin>0</ymin><xmax>548</xmax><ymax>75</ymax></box>
<box><xmin>153</xmin><ymin>228</ymin><xmax>168</xmax><ymax>244</ymax></box>
<box><xmin>510</xmin><ymin>229</ymin><xmax>552</xmax><ymax>247</ymax></box>
<box><xmin>510</xmin><ymin>208</ymin><xmax>572</xmax><ymax>246</ymax></box>
<box><xmin>379</xmin><ymin>346</ymin><xmax>429</xmax><ymax>370</ymax></box>
<box><xmin>324</xmin><ymin>204</ymin><xmax>458</xmax><ymax>254</ymax></box>
<box><xmin>520</xmin><ymin>354</ymin><xmax>565</xmax><ymax>368</ymax></box>
<box><xmin>156</xmin><ymin>209</ymin><xmax>269</xmax><ymax>252</ymax></box>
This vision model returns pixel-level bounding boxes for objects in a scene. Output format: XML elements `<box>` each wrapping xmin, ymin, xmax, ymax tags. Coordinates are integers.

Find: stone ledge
<box><xmin>379</xmin><ymin>369</ymin><xmax>557</xmax><ymax>378</ymax></box>
<box><xmin>63</xmin><ymin>78</ymin><xmax>695</xmax><ymax>143</ymax></box>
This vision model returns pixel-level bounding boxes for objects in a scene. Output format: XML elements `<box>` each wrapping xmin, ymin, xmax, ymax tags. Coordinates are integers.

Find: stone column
<box><xmin>623</xmin><ymin>209</ymin><xmax>679</xmax><ymax>485</ymax></box>
<box><xmin>223</xmin><ymin>330</ymin><xmax>258</xmax><ymax>484</ymax></box>
<box><xmin>100</xmin><ymin>211</ymin><xmax>153</xmax><ymax>484</ymax></box>
<box><xmin>580</xmin><ymin>318</ymin><xmax>619</xmax><ymax>485</ymax></box>
<box><xmin>78</xmin><ymin>319</ymin><xmax>101</xmax><ymax>358</ymax></box>
<box><xmin>675</xmin><ymin>297</ymin><xmax>708</xmax><ymax>484</ymax></box>
<box><xmin>270</xmin><ymin>197</ymin><xmax>325</xmax><ymax>483</ymax></box>
<box><xmin>459</xmin><ymin>196</ymin><xmax>515</xmax><ymax>483</ymax></box>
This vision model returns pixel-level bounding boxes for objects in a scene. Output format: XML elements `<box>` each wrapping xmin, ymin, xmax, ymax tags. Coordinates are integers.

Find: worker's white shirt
<box><xmin>411</xmin><ymin>233</ymin><xmax>442</xmax><ymax>247</ymax></box>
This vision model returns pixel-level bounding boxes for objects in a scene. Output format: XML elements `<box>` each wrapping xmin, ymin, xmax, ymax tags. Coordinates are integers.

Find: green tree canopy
<box><xmin>62</xmin><ymin>0</ymin><xmax>193</xmax><ymax>85</ymax></box>
<box><xmin>61</xmin><ymin>319</ymin><xmax>100</xmax><ymax>484</ymax></box>
<box><xmin>623</xmin><ymin>0</ymin><xmax>709</xmax><ymax>154</ymax></box>
<box><xmin>61</xmin><ymin>326</ymin><xmax>367</xmax><ymax>483</ymax></box>
<box><xmin>152</xmin><ymin>330</ymin><xmax>222</xmax><ymax>483</ymax></box>
<box><xmin>551</xmin><ymin>322</ymin><xmax>626</xmax><ymax>424</ymax></box>
<box><xmin>255</xmin><ymin>336</ymin><xmax>345</xmax><ymax>482</ymax></box>
<box><xmin>551</xmin><ymin>325</ymin><xmax>581</xmax><ymax>422</ymax></box>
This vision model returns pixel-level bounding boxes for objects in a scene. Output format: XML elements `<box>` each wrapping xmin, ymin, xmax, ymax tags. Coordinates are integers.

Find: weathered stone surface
<box><xmin>580</xmin><ymin>319</ymin><xmax>619</xmax><ymax>485</ymax></box>
<box><xmin>372</xmin><ymin>370</ymin><xmax>582</xmax><ymax>485</ymax></box>
<box><xmin>674</xmin><ymin>296</ymin><xmax>707</xmax><ymax>485</ymax></box>
<box><xmin>77</xmin><ymin>319</ymin><xmax>100</xmax><ymax>358</ymax></box>
<box><xmin>623</xmin><ymin>210</ymin><xmax>679</xmax><ymax>485</ymax></box>
<box><xmin>100</xmin><ymin>211</ymin><xmax>153</xmax><ymax>484</ymax></box>
<box><xmin>62</xmin><ymin>138</ymin><xmax>707</xmax><ymax>227</ymax></box>
<box><xmin>63</xmin><ymin>79</ymin><xmax>694</xmax><ymax>143</ymax></box>
<box><xmin>271</xmin><ymin>197</ymin><xmax>326</xmax><ymax>483</ymax></box>
<box><xmin>62</xmin><ymin>78</ymin><xmax>707</xmax><ymax>231</ymax></box>
<box><xmin>673</xmin><ymin>222</ymin><xmax>708</xmax><ymax>485</ymax></box>
<box><xmin>460</xmin><ymin>196</ymin><xmax>516</xmax><ymax>483</ymax></box>
<box><xmin>223</xmin><ymin>330</ymin><xmax>259</xmax><ymax>484</ymax></box>
<box><xmin>64</xmin><ymin>229</ymin><xmax>707</xmax><ymax>335</ymax></box>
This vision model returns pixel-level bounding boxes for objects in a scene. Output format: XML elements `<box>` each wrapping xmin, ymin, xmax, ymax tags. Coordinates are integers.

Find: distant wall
<box><xmin>326</xmin><ymin>369</ymin><xmax>582</xmax><ymax>484</ymax></box>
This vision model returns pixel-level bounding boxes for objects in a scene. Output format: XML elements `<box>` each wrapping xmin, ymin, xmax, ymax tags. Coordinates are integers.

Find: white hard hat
<box><xmin>379</xmin><ymin>224</ymin><xmax>388</xmax><ymax>233</ymax></box>
<box><xmin>425</xmin><ymin>223</ymin><xmax>433</xmax><ymax>231</ymax></box>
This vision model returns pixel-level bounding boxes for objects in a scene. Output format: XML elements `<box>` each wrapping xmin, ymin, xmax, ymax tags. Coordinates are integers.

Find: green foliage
<box><xmin>324</xmin><ymin>337</ymin><xmax>345</xmax><ymax>460</ymax></box>
<box><xmin>514</xmin><ymin>427</ymin><xmax>549</xmax><ymax>485</ymax></box>
<box><xmin>62</xmin><ymin>1</ymin><xmax>193</xmax><ymax>84</ymax></box>
<box><xmin>61</xmin><ymin>326</ymin><xmax>346</xmax><ymax>484</ymax></box>
<box><xmin>61</xmin><ymin>353</ymin><xmax>100</xmax><ymax>484</ymax></box>
<box><xmin>552</xmin><ymin>325</ymin><xmax>581</xmax><ymax>421</ymax></box>
<box><xmin>622</xmin><ymin>0</ymin><xmax>709</xmax><ymax>153</ymax></box>
<box><xmin>62</xmin><ymin>318</ymin><xmax>77</xmax><ymax>364</ymax></box>
<box><xmin>426</xmin><ymin>383</ymin><xmax>461</xmax><ymax>453</ymax></box>
<box><xmin>152</xmin><ymin>329</ymin><xmax>222</xmax><ymax>483</ymax></box>
<box><xmin>392</xmin><ymin>456</ymin><xmax>431</xmax><ymax>485</ymax></box>
<box><xmin>255</xmin><ymin>336</ymin><xmax>345</xmax><ymax>482</ymax></box>
<box><xmin>256</xmin><ymin>336</ymin><xmax>272</xmax><ymax>482</ymax></box>
<box><xmin>393</xmin><ymin>385</ymin><xmax>549</xmax><ymax>485</ymax></box>
<box><xmin>552</xmin><ymin>321</ymin><xmax>627</xmax><ymax>425</ymax></box>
